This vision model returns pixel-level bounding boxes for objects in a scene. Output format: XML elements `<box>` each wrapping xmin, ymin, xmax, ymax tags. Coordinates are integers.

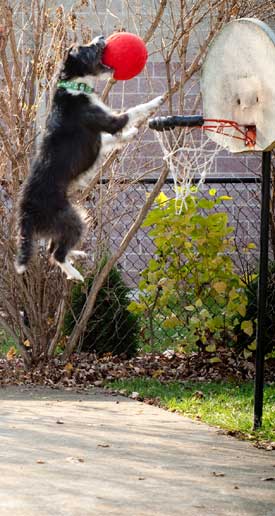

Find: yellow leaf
<box><xmin>200</xmin><ymin>308</ymin><xmax>209</xmax><ymax>319</ymax></box>
<box><xmin>229</xmin><ymin>287</ymin><xmax>239</xmax><ymax>300</ymax></box>
<box><xmin>64</xmin><ymin>362</ymin><xmax>73</xmax><ymax>374</ymax></box>
<box><xmin>209</xmin><ymin>188</ymin><xmax>217</xmax><ymax>196</ymax></box>
<box><xmin>24</xmin><ymin>339</ymin><xmax>31</xmax><ymax>347</ymax></box>
<box><xmin>156</xmin><ymin>192</ymin><xmax>168</xmax><ymax>205</ymax></box>
<box><xmin>6</xmin><ymin>347</ymin><xmax>17</xmax><ymax>361</ymax></box>
<box><xmin>206</xmin><ymin>343</ymin><xmax>216</xmax><ymax>352</ymax></box>
<box><xmin>248</xmin><ymin>339</ymin><xmax>257</xmax><ymax>351</ymax></box>
<box><xmin>184</xmin><ymin>241</ymin><xmax>192</xmax><ymax>249</ymax></box>
<box><xmin>237</xmin><ymin>304</ymin><xmax>246</xmax><ymax>317</ymax></box>
<box><xmin>152</xmin><ymin>369</ymin><xmax>164</xmax><ymax>378</ymax></box>
<box><xmin>241</xmin><ymin>320</ymin><xmax>254</xmax><ymax>337</ymax></box>
<box><xmin>209</xmin><ymin>357</ymin><xmax>222</xmax><ymax>363</ymax></box>
<box><xmin>184</xmin><ymin>305</ymin><xmax>195</xmax><ymax>311</ymax></box>
<box><xmin>212</xmin><ymin>281</ymin><xmax>227</xmax><ymax>294</ymax></box>
<box><xmin>247</xmin><ymin>243</ymin><xmax>256</xmax><ymax>249</ymax></box>
<box><xmin>162</xmin><ymin>316</ymin><xmax>181</xmax><ymax>329</ymax></box>
<box><xmin>190</xmin><ymin>185</ymin><xmax>198</xmax><ymax>193</ymax></box>
<box><xmin>243</xmin><ymin>349</ymin><xmax>252</xmax><ymax>359</ymax></box>
<box><xmin>219</xmin><ymin>195</ymin><xmax>232</xmax><ymax>201</ymax></box>
<box><xmin>195</xmin><ymin>299</ymin><xmax>203</xmax><ymax>308</ymax></box>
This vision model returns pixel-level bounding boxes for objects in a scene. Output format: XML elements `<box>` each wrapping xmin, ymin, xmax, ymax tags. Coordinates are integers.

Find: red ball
<box><xmin>102</xmin><ymin>32</ymin><xmax>148</xmax><ymax>81</ymax></box>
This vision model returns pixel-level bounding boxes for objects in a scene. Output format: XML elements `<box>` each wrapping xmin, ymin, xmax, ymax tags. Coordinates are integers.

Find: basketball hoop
<box><xmin>148</xmin><ymin>17</ymin><xmax>275</xmax><ymax>430</ymax></box>
<box><xmin>149</xmin><ymin>115</ymin><xmax>256</xmax><ymax>213</ymax></box>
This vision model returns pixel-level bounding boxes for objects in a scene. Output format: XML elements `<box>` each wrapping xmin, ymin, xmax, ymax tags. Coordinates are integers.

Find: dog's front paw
<box><xmin>122</xmin><ymin>127</ymin><xmax>139</xmax><ymax>140</ymax></box>
<box><xmin>147</xmin><ymin>95</ymin><xmax>165</xmax><ymax>114</ymax></box>
<box><xmin>153</xmin><ymin>95</ymin><xmax>165</xmax><ymax>107</ymax></box>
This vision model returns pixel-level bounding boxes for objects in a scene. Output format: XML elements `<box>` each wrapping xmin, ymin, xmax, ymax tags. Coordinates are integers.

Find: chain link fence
<box><xmin>75</xmin><ymin>175</ymin><xmax>275</xmax><ymax>357</ymax></box>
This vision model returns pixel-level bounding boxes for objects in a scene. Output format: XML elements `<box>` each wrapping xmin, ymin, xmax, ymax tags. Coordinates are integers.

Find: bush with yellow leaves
<box><xmin>128</xmin><ymin>189</ymin><xmax>252</xmax><ymax>353</ymax></box>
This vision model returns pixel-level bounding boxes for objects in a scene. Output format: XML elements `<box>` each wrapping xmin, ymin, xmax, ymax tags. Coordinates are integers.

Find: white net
<box><xmin>155</xmin><ymin>126</ymin><xmax>222</xmax><ymax>213</ymax></box>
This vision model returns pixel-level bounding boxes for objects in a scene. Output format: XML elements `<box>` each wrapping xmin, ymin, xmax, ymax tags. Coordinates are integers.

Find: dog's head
<box><xmin>60</xmin><ymin>35</ymin><xmax>113</xmax><ymax>80</ymax></box>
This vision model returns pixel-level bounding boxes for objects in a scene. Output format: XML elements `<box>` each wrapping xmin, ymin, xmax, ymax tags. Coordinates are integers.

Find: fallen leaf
<box><xmin>212</xmin><ymin>472</ymin><xmax>225</xmax><ymax>477</ymax></box>
<box><xmin>97</xmin><ymin>443</ymin><xmax>110</xmax><ymax>448</ymax></box>
<box><xmin>130</xmin><ymin>391</ymin><xmax>140</xmax><ymax>399</ymax></box>
<box><xmin>193</xmin><ymin>390</ymin><xmax>204</xmax><ymax>399</ymax></box>
<box><xmin>56</xmin><ymin>419</ymin><xmax>64</xmax><ymax>424</ymax></box>
<box><xmin>36</xmin><ymin>459</ymin><xmax>46</xmax><ymax>464</ymax></box>
<box><xmin>66</xmin><ymin>457</ymin><xmax>85</xmax><ymax>463</ymax></box>
<box><xmin>6</xmin><ymin>347</ymin><xmax>17</xmax><ymax>361</ymax></box>
<box><xmin>64</xmin><ymin>362</ymin><xmax>73</xmax><ymax>374</ymax></box>
<box><xmin>261</xmin><ymin>477</ymin><xmax>275</xmax><ymax>482</ymax></box>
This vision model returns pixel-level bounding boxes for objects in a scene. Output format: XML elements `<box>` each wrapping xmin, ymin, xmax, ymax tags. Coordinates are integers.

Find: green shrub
<box><xmin>63</xmin><ymin>263</ymin><xmax>139</xmax><ymax>357</ymax></box>
<box><xmin>128</xmin><ymin>189</ymin><xmax>249</xmax><ymax>352</ymax></box>
<box><xmin>235</xmin><ymin>262</ymin><xmax>275</xmax><ymax>356</ymax></box>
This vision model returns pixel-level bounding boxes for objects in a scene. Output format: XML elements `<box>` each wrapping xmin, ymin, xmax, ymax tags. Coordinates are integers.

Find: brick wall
<box><xmin>6</xmin><ymin>1</ymin><xmax>273</xmax><ymax>288</ymax></box>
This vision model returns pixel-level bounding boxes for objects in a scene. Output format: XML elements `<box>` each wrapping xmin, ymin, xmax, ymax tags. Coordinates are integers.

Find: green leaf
<box><xmin>127</xmin><ymin>301</ymin><xmax>145</xmax><ymax>314</ymax></box>
<box><xmin>197</xmin><ymin>199</ymin><xmax>215</xmax><ymax>209</ymax></box>
<box><xmin>148</xmin><ymin>259</ymin><xmax>160</xmax><ymax>272</ymax></box>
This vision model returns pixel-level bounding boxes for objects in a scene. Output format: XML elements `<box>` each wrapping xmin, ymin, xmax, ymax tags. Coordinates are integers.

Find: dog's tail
<box><xmin>15</xmin><ymin>218</ymin><xmax>34</xmax><ymax>274</ymax></box>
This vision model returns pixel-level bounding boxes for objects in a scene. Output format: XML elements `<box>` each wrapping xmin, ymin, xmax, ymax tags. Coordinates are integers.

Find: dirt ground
<box><xmin>0</xmin><ymin>386</ymin><xmax>274</xmax><ymax>516</ymax></box>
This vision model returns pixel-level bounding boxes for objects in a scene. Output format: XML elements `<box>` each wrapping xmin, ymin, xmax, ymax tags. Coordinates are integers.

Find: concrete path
<box><xmin>0</xmin><ymin>386</ymin><xmax>274</xmax><ymax>516</ymax></box>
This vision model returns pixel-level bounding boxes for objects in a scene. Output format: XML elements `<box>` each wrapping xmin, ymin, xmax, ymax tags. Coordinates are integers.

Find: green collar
<box><xmin>57</xmin><ymin>80</ymin><xmax>94</xmax><ymax>94</ymax></box>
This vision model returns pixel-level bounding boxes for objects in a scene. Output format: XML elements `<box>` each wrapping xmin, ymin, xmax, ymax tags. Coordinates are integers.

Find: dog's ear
<box><xmin>67</xmin><ymin>44</ymin><xmax>79</xmax><ymax>59</ymax></box>
<box><xmin>59</xmin><ymin>44</ymin><xmax>82</xmax><ymax>80</ymax></box>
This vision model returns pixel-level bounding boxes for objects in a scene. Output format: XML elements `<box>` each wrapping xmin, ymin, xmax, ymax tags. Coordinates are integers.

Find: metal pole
<box><xmin>253</xmin><ymin>151</ymin><xmax>271</xmax><ymax>430</ymax></box>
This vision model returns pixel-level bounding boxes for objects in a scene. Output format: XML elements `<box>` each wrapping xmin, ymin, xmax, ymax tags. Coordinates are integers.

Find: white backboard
<box><xmin>201</xmin><ymin>18</ymin><xmax>275</xmax><ymax>153</ymax></box>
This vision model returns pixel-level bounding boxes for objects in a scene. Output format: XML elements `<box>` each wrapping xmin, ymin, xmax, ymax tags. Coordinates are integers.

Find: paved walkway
<box><xmin>0</xmin><ymin>386</ymin><xmax>274</xmax><ymax>516</ymax></box>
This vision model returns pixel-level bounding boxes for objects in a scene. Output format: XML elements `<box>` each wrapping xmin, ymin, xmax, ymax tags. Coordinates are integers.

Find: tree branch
<box><xmin>63</xmin><ymin>164</ymin><xmax>169</xmax><ymax>358</ymax></box>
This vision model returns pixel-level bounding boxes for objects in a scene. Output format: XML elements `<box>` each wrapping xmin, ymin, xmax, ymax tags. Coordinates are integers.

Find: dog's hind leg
<box><xmin>51</xmin><ymin>205</ymin><xmax>85</xmax><ymax>282</ymax></box>
<box><xmin>47</xmin><ymin>239</ymin><xmax>56</xmax><ymax>254</ymax></box>
<box><xmin>15</xmin><ymin>219</ymin><xmax>34</xmax><ymax>274</ymax></box>
<box><xmin>57</xmin><ymin>259</ymin><xmax>85</xmax><ymax>282</ymax></box>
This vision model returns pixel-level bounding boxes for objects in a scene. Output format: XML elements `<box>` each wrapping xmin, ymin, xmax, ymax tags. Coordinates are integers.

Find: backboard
<box><xmin>201</xmin><ymin>18</ymin><xmax>275</xmax><ymax>153</ymax></box>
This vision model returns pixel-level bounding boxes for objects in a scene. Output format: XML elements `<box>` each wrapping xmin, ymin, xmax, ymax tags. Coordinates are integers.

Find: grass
<box><xmin>0</xmin><ymin>330</ymin><xmax>17</xmax><ymax>357</ymax></box>
<box><xmin>107</xmin><ymin>378</ymin><xmax>275</xmax><ymax>442</ymax></box>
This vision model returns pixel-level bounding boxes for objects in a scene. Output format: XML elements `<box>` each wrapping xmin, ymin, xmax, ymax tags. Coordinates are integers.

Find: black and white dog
<box><xmin>15</xmin><ymin>35</ymin><xmax>163</xmax><ymax>282</ymax></box>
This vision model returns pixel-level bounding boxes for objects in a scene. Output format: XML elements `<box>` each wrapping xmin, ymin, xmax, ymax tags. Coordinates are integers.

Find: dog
<box><xmin>15</xmin><ymin>35</ymin><xmax>163</xmax><ymax>282</ymax></box>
